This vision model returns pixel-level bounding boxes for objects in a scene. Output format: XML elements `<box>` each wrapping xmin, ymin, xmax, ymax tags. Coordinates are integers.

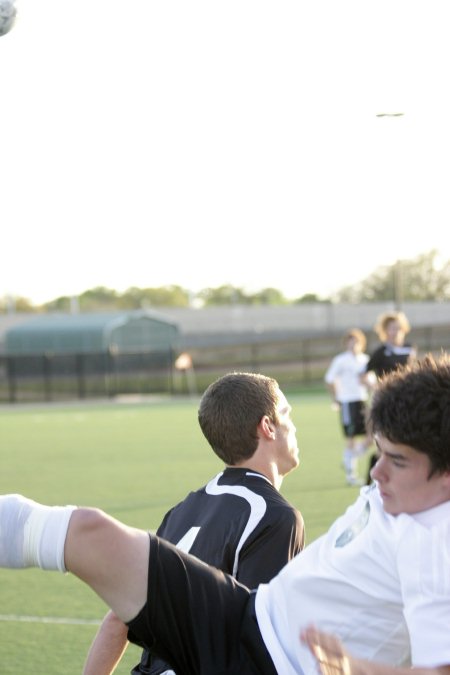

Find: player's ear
<box><xmin>258</xmin><ymin>415</ymin><xmax>276</xmax><ymax>440</ymax></box>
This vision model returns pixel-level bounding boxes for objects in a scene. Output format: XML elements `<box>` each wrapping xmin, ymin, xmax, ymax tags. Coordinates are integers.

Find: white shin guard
<box><xmin>0</xmin><ymin>494</ymin><xmax>76</xmax><ymax>572</ymax></box>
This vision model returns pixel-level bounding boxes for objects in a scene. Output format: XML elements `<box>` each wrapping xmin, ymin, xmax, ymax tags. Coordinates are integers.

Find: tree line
<box><xmin>2</xmin><ymin>250</ymin><xmax>449</xmax><ymax>314</ymax></box>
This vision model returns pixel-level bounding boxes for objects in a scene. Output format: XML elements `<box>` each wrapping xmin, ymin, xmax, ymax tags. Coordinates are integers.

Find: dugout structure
<box><xmin>3</xmin><ymin>311</ymin><xmax>180</xmax><ymax>402</ymax></box>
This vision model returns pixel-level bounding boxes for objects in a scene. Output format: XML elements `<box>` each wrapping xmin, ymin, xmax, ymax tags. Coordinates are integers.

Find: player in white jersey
<box><xmin>1</xmin><ymin>355</ymin><xmax>450</xmax><ymax>675</ymax></box>
<box><xmin>255</xmin><ymin>479</ymin><xmax>450</xmax><ymax>673</ymax></box>
<box><xmin>324</xmin><ymin>329</ymin><xmax>373</xmax><ymax>485</ymax></box>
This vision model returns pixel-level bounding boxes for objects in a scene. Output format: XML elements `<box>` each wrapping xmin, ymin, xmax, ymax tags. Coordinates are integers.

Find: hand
<box><xmin>301</xmin><ymin>625</ymin><xmax>448</xmax><ymax>675</ymax></box>
<box><xmin>301</xmin><ymin>625</ymin><xmax>352</xmax><ymax>675</ymax></box>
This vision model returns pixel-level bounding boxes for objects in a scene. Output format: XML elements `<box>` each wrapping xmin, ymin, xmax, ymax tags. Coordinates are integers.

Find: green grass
<box><xmin>0</xmin><ymin>393</ymin><xmax>371</xmax><ymax>674</ymax></box>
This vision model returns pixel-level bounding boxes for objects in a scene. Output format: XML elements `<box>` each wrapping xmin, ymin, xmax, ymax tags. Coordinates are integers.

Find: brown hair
<box><xmin>343</xmin><ymin>328</ymin><xmax>367</xmax><ymax>352</ymax></box>
<box><xmin>198</xmin><ymin>372</ymin><xmax>281</xmax><ymax>464</ymax></box>
<box><xmin>374</xmin><ymin>311</ymin><xmax>410</xmax><ymax>342</ymax></box>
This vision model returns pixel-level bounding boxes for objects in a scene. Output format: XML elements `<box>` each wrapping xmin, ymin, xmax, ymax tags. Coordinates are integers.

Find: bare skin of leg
<box><xmin>64</xmin><ymin>508</ymin><xmax>150</xmax><ymax>623</ymax></box>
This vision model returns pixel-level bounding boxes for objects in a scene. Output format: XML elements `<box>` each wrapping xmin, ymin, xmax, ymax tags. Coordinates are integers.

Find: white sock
<box><xmin>354</xmin><ymin>442</ymin><xmax>368</xmax><ymax>457</ymax></box>
<box><xmin>343</xmin><ymin>449</ymin><xmax>358</xmax><ymax>479</ymax></box>
<box><xmin>0</xmin><ymin>494</ymin><xmax>76</xmax><ymax>572</ymax></box>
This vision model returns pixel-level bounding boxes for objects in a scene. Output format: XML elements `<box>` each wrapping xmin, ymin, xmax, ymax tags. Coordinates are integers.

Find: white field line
<box><xmin>0</xmin><ymin>614</ymin><xmax>101</xmax><ymax>626</ymax></box>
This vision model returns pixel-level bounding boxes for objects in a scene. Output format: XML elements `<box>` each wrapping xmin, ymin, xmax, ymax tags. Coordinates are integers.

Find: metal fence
<box><xmin>0</xmin><ymin>324</ymin><xmax>449</xmax><ymax>403</ymax></box>
<box><xmin>0</xmin><ymin>349</ymin><xmax>175</xmax><ymax>403</ymax></box>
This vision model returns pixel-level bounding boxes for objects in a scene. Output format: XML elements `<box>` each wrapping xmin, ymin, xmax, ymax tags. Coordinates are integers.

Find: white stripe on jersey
<box><xmin>175</xmin><ymin>527</ymin><xmax>201</xmax><ymax>554</ymax></box>
<box><xmin>205</xmin><ymin>472</ymin><xmax>267</xmax><ymax>577</ymax></box>
<box><xmin>245</xmin><ymin>471</ymin><xmax>272</xmax><ymax>485</ymax></box>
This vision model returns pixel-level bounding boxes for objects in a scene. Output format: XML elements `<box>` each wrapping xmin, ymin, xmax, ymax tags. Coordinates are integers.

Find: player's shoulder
<box><xmin>330</xmin><ymin>351</ymin><xmax>348</xmax><ymax>366</ymax></box>
<box><xmin>254</xmin><ymin>484</ymin><xmax>303</xmax><ymax>523</ymax></box>
<box><xmin>258</xmin><ymin>497</ymin><xmax>304</xmax><ymax>538</ymax></box>
<box><xmin>221</xmin><ymin>469</ymin><xmax>301</xmax><ymax>514</ymax></box>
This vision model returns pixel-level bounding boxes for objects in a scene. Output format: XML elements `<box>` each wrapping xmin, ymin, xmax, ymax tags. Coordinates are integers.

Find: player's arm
<box><xmin>360</xmin><ymin>368</ymin><xmax>378</xmax><ymax>391</ymax></box>
<box><xmin>82</xmin><ymin>610</ymin><xmax>129</xmax><ymax>675</ymax></box>
<box><xmin>301</xmin><ymin>626</ymin><xmax>450</xmax><ymax>675</ymax></box>
<box><xmin>361</xmin><ymin>349</ymin><xmax>383</xmax><ymax>387</ymax></box>
<box><xmin>236</xmin><ymin>510</ymin><xmax>304</xmax><ymax>587</ymax></box>
<box><xmin>326</xmin><ymin>381</ymin><xmax>338</xmax><ymax>402</ymax></box>
<box><xmin>324</xmin><ymin>361</ymin><xmax>338</xmax><ymax>401</ymax></box>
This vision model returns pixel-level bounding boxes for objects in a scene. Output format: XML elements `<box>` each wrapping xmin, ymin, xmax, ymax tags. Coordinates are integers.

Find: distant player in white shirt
<box><xmin>1</xmin><ymin>355</ymin><xmax>450</xmax><ymax>675</ymax></box>
<box><xmin>324</xmin><ymin>329</ymin><xmax>373</xmax><ymax>485</ymax></box>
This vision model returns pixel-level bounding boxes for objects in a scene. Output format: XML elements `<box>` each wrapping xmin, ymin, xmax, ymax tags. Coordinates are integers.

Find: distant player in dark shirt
<box><xmin>82</xmin><ymin>372</ymin><xmax>304</xmax><ymax>675</ymax></box>
<box><xmin>362</xmin><ymin>311</ymin><xmax>416</xmax><ymax>483</ymax></box>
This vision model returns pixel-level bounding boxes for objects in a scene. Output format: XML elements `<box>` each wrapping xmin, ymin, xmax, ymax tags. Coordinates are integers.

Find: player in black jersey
<box><xmin>82</xmin><ymin>372</ymin><xmax>304</xmax><ymax>675</ymax></box>
<box><xmin>362</xmin><ymin>311</ymin><xmax>416</xmax><ymax>484</ymax></box>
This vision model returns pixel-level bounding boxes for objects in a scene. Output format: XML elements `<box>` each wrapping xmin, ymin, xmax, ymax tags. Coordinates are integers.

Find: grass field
<box><xmin>0</xmin><ymin>392</ymin><xmax>371</xmax><ymax>674</ymax></box>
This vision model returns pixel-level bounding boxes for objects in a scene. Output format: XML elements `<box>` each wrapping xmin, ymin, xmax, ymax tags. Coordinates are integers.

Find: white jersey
<box><xmin>324</xmin><ymin>351</ymin><xmax>369</xmax><ymax>403</ymax></box>
<box><xmin>255</xmin><ymin>484</ymin><xmax>450</xmax><ymax>675</ymax></box>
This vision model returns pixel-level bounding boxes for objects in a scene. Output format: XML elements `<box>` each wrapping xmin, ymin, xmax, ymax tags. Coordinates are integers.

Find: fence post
<box><xmin>6</xmin><ymin>356</ymin><xmax>17</xmax><ymax>403</ymax></box>
<box><xmin>168</xmin><ymin>347</ymin><xmax>175</xmax><ymax>395</ymax></box>
<box><xmin>251</xmin><ymin>343</ymin><xmax>259</xmax><ymax>372</ymax></box>
<box><xmin>105</xmin><ymin>349</ymin><xmax>116</xmax><ymax>398</ymax></box>
<box><xmin>43</xmin><ymin>353</ymin><xmax>52</xmax><ymax>402</ymax></box>
<box><xmin>302</xmin><ymin>339</ymin><xmax>311</xmax><ymax>383</ymax></box>
<box><xmin>76</xmin><ymin>353</ymin><xmax>86</xmax><ymax>399</ymax></box>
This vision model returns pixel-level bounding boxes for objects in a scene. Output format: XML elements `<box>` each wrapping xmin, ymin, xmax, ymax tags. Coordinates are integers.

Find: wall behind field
<box><xmin>158</xmin><ymin>301</ymin><xmax>450</xmax><ymax>348</ymax></box>
<box><xmin>1</xmin><ymin>302</ymin><xmax>450</xmax><ymax>403</ymax></box>
<box><xmin>1</xmin><ymin>302</ymin><xmax>450</xmax><ymax>352</ymax></box>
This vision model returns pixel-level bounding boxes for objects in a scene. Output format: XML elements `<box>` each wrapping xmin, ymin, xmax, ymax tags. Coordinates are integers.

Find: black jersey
<box><xmin>366</xmin><ymin>343</ymin><xmax>414</xmax><ymax>378</ymax></box>
<box><xmin>131</xmin><ymin>467</ymin><xmax>304</xmax><ymax>675</ymax></box>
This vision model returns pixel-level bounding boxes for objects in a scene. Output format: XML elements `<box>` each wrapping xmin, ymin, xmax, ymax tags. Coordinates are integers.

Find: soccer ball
<box><xmin>0</xmin><ymin>0</ymin><xmax>16</xmax><ymax>37</ymax></box>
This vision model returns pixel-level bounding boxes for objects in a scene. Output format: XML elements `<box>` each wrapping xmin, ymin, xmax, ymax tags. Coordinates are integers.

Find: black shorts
<box><xmin>340</xmin><ymin>400</ymin><xmax>367</xmax><ymax>438</ymax></box>
<box><xmin>126</xmin><ymin>534</ymin><xmax>277</xmax><ymax>675</ymax></box>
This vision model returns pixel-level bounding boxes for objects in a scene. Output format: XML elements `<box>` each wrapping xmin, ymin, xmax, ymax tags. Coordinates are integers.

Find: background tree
<box><xmin>0</xmin><ymin>295</ymin><xmax>36</xmax><ymax>313</ymax></box>
<box><xmin>42</xmin><ymin>296</ymin><xmax>74</xmax><ymax>312</ymax></box>
<box><xmin>119</xmin><ymin>286</ymin><xmax>191</xmax><ymax>308</ymax></box>
<box><xmin>249</xmin><ymin>288</ymin><xmax>288</xmax><ymax>305</ymax></box>
<box><xmin>403</xmin><ymin>250</ymin><xmax>450</xmax><ymax>300</ymax></box>
<box><xmin>334</xmin><ymin>250</ymin><xmax>450</xmax><ymax>303</ymax></box>
<box><xmin>198</xmin><ymin>285</ymin><xmax>288</xmax><ymax>306</ymax></box>
<box><xmin>199</xmin><ymin>285</ymin><xmax>250</xmax><ymax>306</ymax></box>
<box><xmin>5</xmin><ymin>249</ymin><xmax>450</xmax><ymax>313</ymax></box>
<box><xmin>77</xmin><ymin>287</ymin><xmax>120</xmax><ymax>312</ymax></box>
<box><xmin>42</xmin><ymin>288</ymin><xmax>119</xmax><ymax>312</ymax></box>
<box><xmin>294</xmin><ymin>293</ymin><xmax>329</xmax><ymax>304</ymax></box>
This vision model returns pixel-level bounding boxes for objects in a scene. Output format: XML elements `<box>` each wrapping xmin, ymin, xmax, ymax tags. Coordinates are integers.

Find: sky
<box><xmin>1</xmin><ymin>0</ymin><xmax>450</xmax><ymax>305</ymax></box>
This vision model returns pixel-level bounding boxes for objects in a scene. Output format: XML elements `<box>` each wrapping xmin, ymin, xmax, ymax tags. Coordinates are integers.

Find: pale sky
<box><xmin>1</xmin><ymin>0</ymin><xmax>450</xmax><ymax>305</ymax></box>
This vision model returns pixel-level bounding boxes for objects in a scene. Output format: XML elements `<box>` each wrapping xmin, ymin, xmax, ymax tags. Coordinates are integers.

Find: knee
<box><xmin>67</xmin><ymin>507</ymin><xmax>112</xmax><ymax>547</ymax></box>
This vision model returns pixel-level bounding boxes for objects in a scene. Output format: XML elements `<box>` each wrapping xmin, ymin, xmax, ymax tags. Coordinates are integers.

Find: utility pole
<box><xmin>393</xmin><ymin>259</ymin><xmax>403</xmax><ymax>311</ymax></box>
<box><xmin>376</xmin><ymin>112</ymin><xmax>405</xmax><ymax>310</ymax></box>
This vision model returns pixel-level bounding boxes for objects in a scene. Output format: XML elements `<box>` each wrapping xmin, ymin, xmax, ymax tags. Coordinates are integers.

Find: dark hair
<box><xmin>198</xmin><ymin>372</ymin><xmax>280</xmax><ymax>464</ymax></box>
<box><xmin>369</xmin><ymin>353</ymin><xmax>450</xmax><ymax>476</ymax></box>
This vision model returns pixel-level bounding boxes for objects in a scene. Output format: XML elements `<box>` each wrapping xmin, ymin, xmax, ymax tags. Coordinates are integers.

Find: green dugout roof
<box><xmin>5</xmin><ymin>310</ymin><xmax>180</xmax><ymax>355</ymax></box>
